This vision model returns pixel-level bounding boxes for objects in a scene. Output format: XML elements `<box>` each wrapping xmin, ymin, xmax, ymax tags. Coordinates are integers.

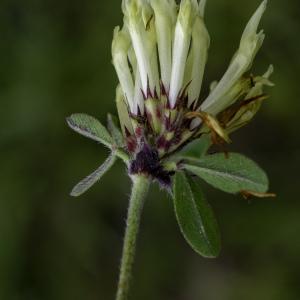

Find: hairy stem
<box><xmin>116</xmin><ymin>175</ymin><xmax>150</xmax><ymax>300</ymax></box>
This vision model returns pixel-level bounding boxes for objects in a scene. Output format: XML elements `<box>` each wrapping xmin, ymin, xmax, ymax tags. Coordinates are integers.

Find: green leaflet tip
<box><xmin>66</xmin><ymin>115</ymin><xmax>75</xmax><ymax>128</ymax></box>
<box><xmin>70</xmin><ymin>190</ymin><xmax>80</xmax><ymax>197</ymax></box>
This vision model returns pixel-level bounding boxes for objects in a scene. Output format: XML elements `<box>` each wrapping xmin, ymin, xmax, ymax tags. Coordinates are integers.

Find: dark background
<box><xmin>1</xmin><ymin>0</ymin><xmax>299</xmax><ymax>299</ymax></box>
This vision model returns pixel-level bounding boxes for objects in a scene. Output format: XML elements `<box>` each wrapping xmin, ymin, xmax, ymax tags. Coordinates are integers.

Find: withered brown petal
<box><xmin>186</xmin><ymin>111</ymin><xmax>231</xmax><ymax>144</ymax></box>
<box><xmin>241</xmin><ymin>190</ymin><xmax>277</xmax><ymax>199</ymax></box>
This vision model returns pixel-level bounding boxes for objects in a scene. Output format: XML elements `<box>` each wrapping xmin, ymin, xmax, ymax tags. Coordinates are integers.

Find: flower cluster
<box><xmin>112</xmin><ymin>0</ymin><xmax>273</xmax><ymax>186</ymax></box>
<box><xmin>67</xmin><ymin>0</ymin><xmax>275</xmax><ymax>273</ymax></box>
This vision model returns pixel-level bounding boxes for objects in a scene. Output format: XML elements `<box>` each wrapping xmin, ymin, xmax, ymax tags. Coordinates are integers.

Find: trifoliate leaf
<box><xmin>183</xmin><ymin>153</ymin><xmax>269</xmax><ymax>194</ymax></box>
<box><xmin>173</xmin><ymin>172</ymin><xmax>221</xmax><ymax>258</ymax></box>
<box><xmin>70</xmin><ymin>153</ymin><xmax>116</xmax><ymax>197</ymax></box>
<box><xmin>67</xmin><ymin>114</ymin><xmax>113</xmax><ymax>147</ymax></box>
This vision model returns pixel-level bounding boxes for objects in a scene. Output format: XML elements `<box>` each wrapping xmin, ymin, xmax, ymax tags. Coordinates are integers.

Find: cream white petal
<box><xmin>112</xmin><ymin>26</ymin><xmax>135</xmax><ymax>112</ymax></box>
<box><xmin>246</xmin><ymin>64</ymin><xmax>274</xmax><ymax>99</ymax></box>
<box><xmin>169</xmin><ymin>0</ymin><xmax>198</xmax><ymax>108</ymax></box>
<box><xmin>198</xmin><ymin>0</ymin><xmax>207</xmax><ymax>18</ymax></box>
<box><xmin>151</xmin><ymin>0</ymin><xmax>177</xmax><ymax>89</ymax></box>
<box><xmin>123</xmin><ymin>0</ymin><xmax>157</xmax><ymax>94</ymax></box>
<box><xmin>186</xmin><ymin>15</ymin><xmax>210</xmax><ymax>107</ymax></box>
<box><xmin>133</xmin><ymin>68</ymin><xmax>144</xmax><ymax>115</ymax></box>
<box><xmin>116</xmin><ymin>85</ymin><xmax>134</xmax><ymax>135</ymax></box>
<box><xmin>200</xmin><ymin>0</ymin><xmax>267</xmax><ymax>115</ymax></box>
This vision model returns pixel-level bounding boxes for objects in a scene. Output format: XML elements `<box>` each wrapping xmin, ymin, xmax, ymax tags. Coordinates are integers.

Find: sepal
<box><xmin>107</xmin><ymin>113</ymin><xmax>125</xmax><ymax>147</ymax></box>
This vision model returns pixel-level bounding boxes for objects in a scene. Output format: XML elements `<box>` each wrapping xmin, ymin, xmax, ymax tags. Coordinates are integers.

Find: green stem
<box><xmin>115</xmin><ymin>148</ymin><xmax>130</xmax><ymax>164</ymax></box>
<box><xmin>116</xmin><ymin>175</ymin><xmax>150</xmax><ymax>300</ymax></box>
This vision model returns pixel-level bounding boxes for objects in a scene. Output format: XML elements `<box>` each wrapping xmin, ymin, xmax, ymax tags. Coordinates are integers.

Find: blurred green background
<box><xmin>0</xmin><ymin>0</ymin><xmax>299</xmax><ymax>299</ymax></box>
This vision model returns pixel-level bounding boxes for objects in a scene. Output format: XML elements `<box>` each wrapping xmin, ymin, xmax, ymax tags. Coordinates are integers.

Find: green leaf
<box><xmin>173</xmin><ymin>172</ymin><xmax>221</xmax><ymax>258</ymax></box>
<box><xmin>70</xmin><ymin>153</ymin><xmax>116</xmax><ymax>197</ymax></box>
<box><xmin>107</xmin><ymin>113</ymin><xmax>124</xmax><ymax>147</ymax></box>
<box><xmin>180</xmin><ymin>134</ymin><xmax>211</xmax><ymax>158</ymax></box>
<box><xmin>67</xmin><ymin>114</ymin><xmax>113</xmax><ymax>147</ymax></box>
<box><xmin>183</xmin><ymin>153</ymin><xmax>269</xmax><ymax>194</ymax></box>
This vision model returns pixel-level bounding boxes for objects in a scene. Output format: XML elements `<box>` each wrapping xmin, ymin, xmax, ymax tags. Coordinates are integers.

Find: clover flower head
<box><xmin>111</xmin><ymin>0</ymin><xmax>273</xmax><ymax>187</ymax></box>
<box><xmin>67</xmin><ymin>0</ymin><xmax>275</xmax><ymax>277</ymax></box>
